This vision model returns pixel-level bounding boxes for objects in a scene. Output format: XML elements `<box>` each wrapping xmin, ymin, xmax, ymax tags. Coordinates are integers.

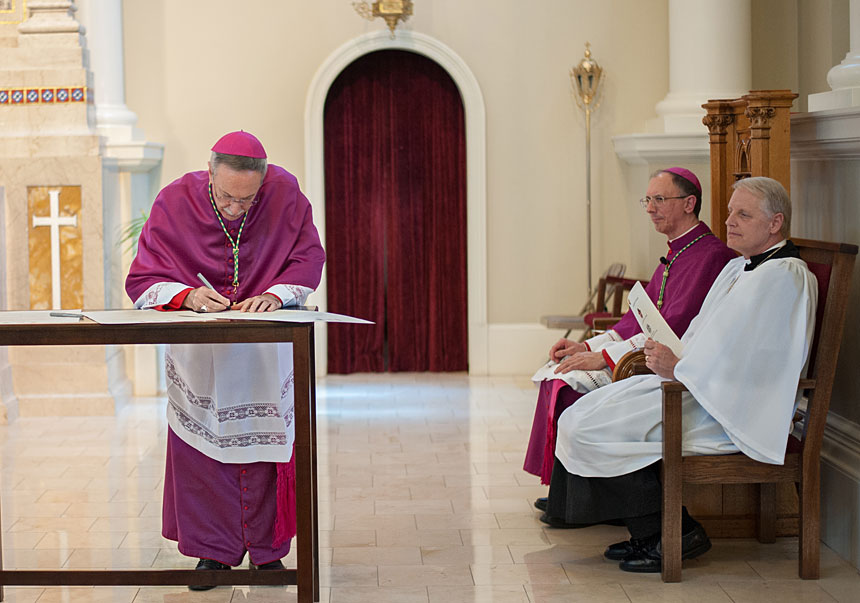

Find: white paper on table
<box><xmin>0</xmin><ymin>309</ymin><xmax>84</xmax><ymax>324</ymax></box>
<box><xmin>82</xmin><ymin>308</ymin><xmax>372</xmax><ymax>325</ymax></box>
<box><xmin>82</xmin><ymin>309</ymin><xmax>218</xmax><ymax>324</ymax></box>
<box><xmin>627</xmin><ymin>281</ymin><xmax>684</xmax><ymax>357</ymax></box>
<box><xmin>202</xmin><ymin>309</ymin><xmax>373</xmax><ymax>324</ymax></box>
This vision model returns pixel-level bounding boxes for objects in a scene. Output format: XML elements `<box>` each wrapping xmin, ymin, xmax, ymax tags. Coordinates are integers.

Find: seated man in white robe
<box><xmin>546</xmin><ymin>176</ymin><xmax>818</xmax><ymax>573</ymax></box>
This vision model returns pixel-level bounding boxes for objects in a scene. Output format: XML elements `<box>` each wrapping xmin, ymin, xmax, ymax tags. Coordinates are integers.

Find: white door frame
<box><xmin>304</xmin><ymin>30</ymin><xmax>488</xmax><ymax>375</ymax></box>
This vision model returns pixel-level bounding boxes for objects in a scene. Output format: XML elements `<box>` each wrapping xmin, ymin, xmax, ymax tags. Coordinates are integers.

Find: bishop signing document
<box><xmin>126</xmin><ymin>130</ymin><xmax>326</xmax><ymax>589</ymax></box>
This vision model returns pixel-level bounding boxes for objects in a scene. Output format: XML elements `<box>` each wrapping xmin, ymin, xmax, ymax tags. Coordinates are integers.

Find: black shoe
<box><xmin>250</xmin><ymin>559</ymin><xmax>285</xmax><ymax>570</ymax></box>
<box><xmin>604</xmin><ymin>540</ymin><xmax>634</xmax><ymax>561</ymax></box>
<box><xmin>618</xmin><ymin>524</ymin><xmax>712</xmax><ymax>573</ymax></box>
<box><xmin>534</xmin><ymin>497</ymin><xmax>548</xmax><ymax>511</ymax></box>
<box><xmin>189</xmin><ymin>558</ymin><xmax>231</xmax><ymax>591</ymax></box>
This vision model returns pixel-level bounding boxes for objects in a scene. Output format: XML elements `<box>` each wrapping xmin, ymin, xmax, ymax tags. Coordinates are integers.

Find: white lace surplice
<box><xmin>134</xmin><ymin>281</ymin><xmax>310</xmax><ymax>465</ymax></box>
<box><xmin>165</xmin><ymin>343</ymin><xmax>295</xmax><ymax>464</ymax></box>
<box><xmin>555</xmin><ymin>255</ymin><xmax>817</xmax><ymax>478</ymax></box>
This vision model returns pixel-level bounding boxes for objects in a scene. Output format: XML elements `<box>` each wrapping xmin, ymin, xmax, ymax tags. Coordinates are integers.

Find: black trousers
<box><xmin>546</xmin><ymin>459</ymin><xmax>663</xmax><ymax>535</ymax></box>
<box><xmin>546</xmin><ymin>459</ymin><xmax>697</xmax><ymax>539</ymax></box>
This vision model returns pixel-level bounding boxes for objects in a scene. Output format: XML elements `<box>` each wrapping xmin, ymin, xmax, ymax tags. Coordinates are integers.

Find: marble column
<box><xmin>0</xmin><ymin>0</ymin><xmax>122</xmax><ymax>420</ymax></box>
<box><xmin>808</xmin><ymin>0</ymin><xmax>860</xmax><ymax>111</ymax></box>
<box><xmin>612</xmin><ymin>0</ymin><xmax>751</xmax><ymax>292</ymax></box>
<box><xmin>75</xmin><ymin>0</ymin><xmax>139</xmax><ymax>138</ymax></box>
<box><xmin>650</xmin><ymin>0</ymin><xmax>752</xmax><ymax>133</ymax></box>
<box><xmin>615</xmin><ymin>0</ymin><xmax>752</xmax><ymax>163</ymax></box>
<box><xmin>75</xmin><ymin>0</ymin><xmax>165</xmax><ymax>396</ymax></box>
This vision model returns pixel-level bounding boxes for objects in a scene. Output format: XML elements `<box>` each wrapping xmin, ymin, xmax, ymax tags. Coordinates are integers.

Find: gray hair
<box><xmin>732</xmin><ymin>176</ymin><xmax>791</xmax><ymax>238</ymax></box>
<box><xmin>210</xmin><ymin>151</ymin><xmax>268</xmax><ymax>176</ymax></box>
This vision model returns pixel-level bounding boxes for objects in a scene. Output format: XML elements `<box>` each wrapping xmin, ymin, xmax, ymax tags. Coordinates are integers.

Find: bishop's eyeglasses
<box><xmin>638</xmin><ymin>195</ymin><xmax>689</xmax><ymax>209</ymax></box>
<box><xmin>212</xmin><ymin>187</ymin><xmax>259</xmax><ymax>209</ymax></box>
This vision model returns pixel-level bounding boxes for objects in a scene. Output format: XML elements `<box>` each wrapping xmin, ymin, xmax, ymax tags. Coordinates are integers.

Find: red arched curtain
<box><xmin>324</xmin><ymin>49</ymin><xmax>467</xmax><ymax>373</ymax></box>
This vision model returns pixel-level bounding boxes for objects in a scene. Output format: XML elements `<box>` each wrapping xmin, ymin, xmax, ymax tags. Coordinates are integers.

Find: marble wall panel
<box><xmin>0</xmin><ymin>150</ymin><xmax>104</xmax><ymax>311</ymax></box>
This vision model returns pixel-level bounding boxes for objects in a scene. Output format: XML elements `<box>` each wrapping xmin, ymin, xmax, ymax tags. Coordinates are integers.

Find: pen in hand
<box><xmin>197</xmin><ymin>272</ymin><xmax>216</xmax><ymax>291</ymax></box>
<box><xmin>193</xmin><ymin>273</ymin><xmax>230</xmax><ymax>313</ymax></box>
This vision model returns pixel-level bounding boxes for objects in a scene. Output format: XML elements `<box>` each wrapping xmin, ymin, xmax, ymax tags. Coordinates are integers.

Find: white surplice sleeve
<box><xmin>583</xmin><ymin>330</ymin><xmax>623</xmax><ymax>351</ymax></box>
<box><xmin>601</xmin><ymin>333</ymin><xmax>648</xmax><ymax>366</ymax></box>
<box><xmin>263</xmin><ymin>284</ymin><xmax>313</xmax><ymax>307</ymax></box>
<box><xmin>133</xmin><ymin>282</ymin><xmax>192</xmax><ymax>308</ymax></box>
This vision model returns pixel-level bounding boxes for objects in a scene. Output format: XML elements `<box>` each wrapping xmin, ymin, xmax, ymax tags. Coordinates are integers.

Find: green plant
<box><xmin>118</xmin><ymin>210</ymin><xmax>149</xmax><ymax>255</ymax></box>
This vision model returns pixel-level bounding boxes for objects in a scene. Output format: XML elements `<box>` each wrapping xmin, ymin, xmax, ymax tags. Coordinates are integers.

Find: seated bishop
<box><xmin>525</xmin><ymin>168</ymin><xmax>736</xmax><ymax>513</ymax></box>
<box><xmin>545</xmin><ymin>176</ymin><xmax>818</xmax><ymax>573</ymax></box>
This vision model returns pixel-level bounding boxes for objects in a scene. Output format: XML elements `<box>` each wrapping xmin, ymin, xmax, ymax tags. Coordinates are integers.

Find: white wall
<box><xmin>121</xmin><ymin>0</ymin><xmax>671</xmax><ymax>373</ymax></box>
<box><xmin>120</xmin><ymin>1</ymin><xmax>852</xmax><ymax>374</ymax></box>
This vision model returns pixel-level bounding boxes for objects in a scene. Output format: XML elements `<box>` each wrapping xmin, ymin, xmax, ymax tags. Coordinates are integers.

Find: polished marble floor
<box><xmin>2</xmin><ymin>373</ymin><xmax>860</xmax><ymax>602</ymax></box>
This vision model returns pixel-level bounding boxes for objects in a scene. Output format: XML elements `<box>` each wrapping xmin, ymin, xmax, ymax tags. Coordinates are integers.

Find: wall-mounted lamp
<box><xmin>353</xmin><ymin>1</ymin><xmax>414</xmax><ymax>38</ymax></box>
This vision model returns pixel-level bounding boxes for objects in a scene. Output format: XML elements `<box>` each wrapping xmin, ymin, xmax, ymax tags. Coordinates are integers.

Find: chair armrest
<box><xmin>660</xmin><ymin>380</ymin><xmax>687</xmax><ymax>582</ymax></box>
<box><xmin>662</xmin><ymin>381</ymin><xmax>689</xmax><ymax>394</ymax></box>
<box><xmin>661</xmin><ymin>382</ymin><xmax>688</xmax><ymax>453</ymax></box>
<box><xmin>611</xmin><ymin>349</ymin><xmax>650</xmax><ymax>381</ymax></box>
<box><xmin>661</xmin><ymin>381</ymin><xmax>688</xmax><ymax>489</ymax></box>
<box><xmin>592</xmin><ymin>317</ymin><xmax>622</xmax><ymax>330</ymax></box>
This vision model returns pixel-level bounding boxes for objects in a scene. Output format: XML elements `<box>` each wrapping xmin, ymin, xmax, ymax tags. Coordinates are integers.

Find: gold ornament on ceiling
<box><xmin>353</xmin><ymin>0</ymin><xmax>413</xmax><ymax>38</ymax></box>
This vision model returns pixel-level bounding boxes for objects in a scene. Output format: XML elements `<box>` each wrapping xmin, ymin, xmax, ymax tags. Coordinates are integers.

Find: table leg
<box><xmin>1</xmin><ymin>492</ymin><xmax>5</xmax><ymax>602</ymax></box>
<box><xmin>309</xmin><ymin>324</ymin><xmax>320</xmax><ymax>601</ymax></box>
<box><xmin>293</xmin><ymin>326</ymin><xmax>317</xmax><ymax>603</ymax></box>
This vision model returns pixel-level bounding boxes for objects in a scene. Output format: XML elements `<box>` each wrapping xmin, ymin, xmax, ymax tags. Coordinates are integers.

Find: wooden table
<box><xmin>0</xmin><ymin>317</ymin><xmax>320</xmax><ymax>602</ymax></box>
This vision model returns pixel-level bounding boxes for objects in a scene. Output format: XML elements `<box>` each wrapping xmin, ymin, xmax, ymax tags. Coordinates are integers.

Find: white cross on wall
<box><xmin>32</xmin><ymin>189</ymin><xmax>78</xmax><ymax>309</ymax></box>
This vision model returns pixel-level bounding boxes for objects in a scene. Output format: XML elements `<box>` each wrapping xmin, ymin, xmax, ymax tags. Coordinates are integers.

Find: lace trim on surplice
<box><xmin>164</xmin><ymin>354</ymin><xmax>295</xmax><ymax>432</ymax></box>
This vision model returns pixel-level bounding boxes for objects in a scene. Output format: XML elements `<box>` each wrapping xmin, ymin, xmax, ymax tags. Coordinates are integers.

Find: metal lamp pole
<box><xmin>570</xmin><ymin>43</ymin><xmax>604</xmax><ymax>307</ymax></box>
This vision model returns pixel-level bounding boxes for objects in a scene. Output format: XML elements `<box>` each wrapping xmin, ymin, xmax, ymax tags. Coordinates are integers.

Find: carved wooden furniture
<box><xmin>689</xmin><ymin>89</ymin><xmax>809</xmax><ymax>539</ymax></box>
<box><xmin>659</xmin><ymin>238</ymin><xmax>857</xmax><ymax>582</ymax></box>
<box><xmin>702</xmin><ymin>90</ymin><xmax>797</xmax><ymax>240</ymax></box>
<box><xmin>611</xmin><ymin>348</ymin><xmax>647</xmax><ymax>381</ymax></box>
<box><xmin>0</xmin><ymin>317</ymin><xmax>321</xmax><ymax>602</ymax></box>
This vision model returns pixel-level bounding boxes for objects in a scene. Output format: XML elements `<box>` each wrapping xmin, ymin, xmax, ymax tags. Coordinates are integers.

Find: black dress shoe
<box><xmin>189</xmin><ymin>558</ymin><xmax>231</xmax><ymax>591</ymax></box>
<box><xmin>603</xmin><ymin>540</ymin><xmax>634</xmax><ymax>561</ymax></box>
<box><xmin>618</xmin><ymin>524</ymin><xmax>712</xmax><ymax>573</ymax></box>
<box><xmin>250</xmin><ymin>559</ymin><xmax>285</xmax><ymax>570</ymax></box>
<box><xmin>534</xmin><ymin>497</ymin><xmax>548</xmax><ymax>511</ymax></box>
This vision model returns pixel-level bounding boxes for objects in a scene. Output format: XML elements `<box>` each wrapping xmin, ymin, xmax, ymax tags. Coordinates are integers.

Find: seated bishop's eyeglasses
<box><xmin>638</xmin><ymin>195</ymin><xmax>688</xmax><ymax>209</ymax></box>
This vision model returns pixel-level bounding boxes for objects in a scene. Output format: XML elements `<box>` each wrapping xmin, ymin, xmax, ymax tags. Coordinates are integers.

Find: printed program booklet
<box><xmin>627</xmin><ymin>281</ymin><xmax>684</xmax><ymax>357</ymax></box>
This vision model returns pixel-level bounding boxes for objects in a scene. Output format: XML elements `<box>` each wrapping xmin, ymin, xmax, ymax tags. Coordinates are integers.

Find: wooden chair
<box><xmin>611</xmin><ymin>239</ymin><xmax>857</xmax><ymax>582</ymax></box>
<box><xmin>543</xmin><ymin>265</ymin><xmax>647</xmax><ymax>341</ymax></box>
<box><xmin>663</xmin><ymin>239</ymin><xmax>856</xmax><ymax>581</ymax></box>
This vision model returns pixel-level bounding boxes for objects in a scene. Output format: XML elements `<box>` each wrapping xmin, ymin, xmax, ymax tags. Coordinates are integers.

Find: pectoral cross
<box><xmin>32</xmin><ymin>189</ymin><xmax>78</xmax><ymax>309</ymax></box>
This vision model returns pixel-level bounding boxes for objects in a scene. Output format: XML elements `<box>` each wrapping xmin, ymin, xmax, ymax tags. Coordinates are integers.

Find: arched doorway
<box><xmin>324</xmin><ymin>50</ymin><xmax>467</xmax><ymax>373</ymax></box>
<box><xmin>304</xmin><ymin>31</ymin><xmax>488</xmax><ymax>376</ymax></box>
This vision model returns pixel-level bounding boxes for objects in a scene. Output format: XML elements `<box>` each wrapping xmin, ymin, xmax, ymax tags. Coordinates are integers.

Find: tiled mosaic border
<box><xmin>0</xmin><ymin>87</ymin><xmax>89</xmax><ymax>105</ymax></box>
<box><xmin>0</xmin><ymin>0</ymin><xmax>27</xmax><ymax>25</ymax></box>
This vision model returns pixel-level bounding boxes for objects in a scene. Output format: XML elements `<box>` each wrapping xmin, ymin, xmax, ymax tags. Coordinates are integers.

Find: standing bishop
<box><xmin>126</xmin><ymin>131</ymin><xmax>326</xmax><ymax>589</ymax></box>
